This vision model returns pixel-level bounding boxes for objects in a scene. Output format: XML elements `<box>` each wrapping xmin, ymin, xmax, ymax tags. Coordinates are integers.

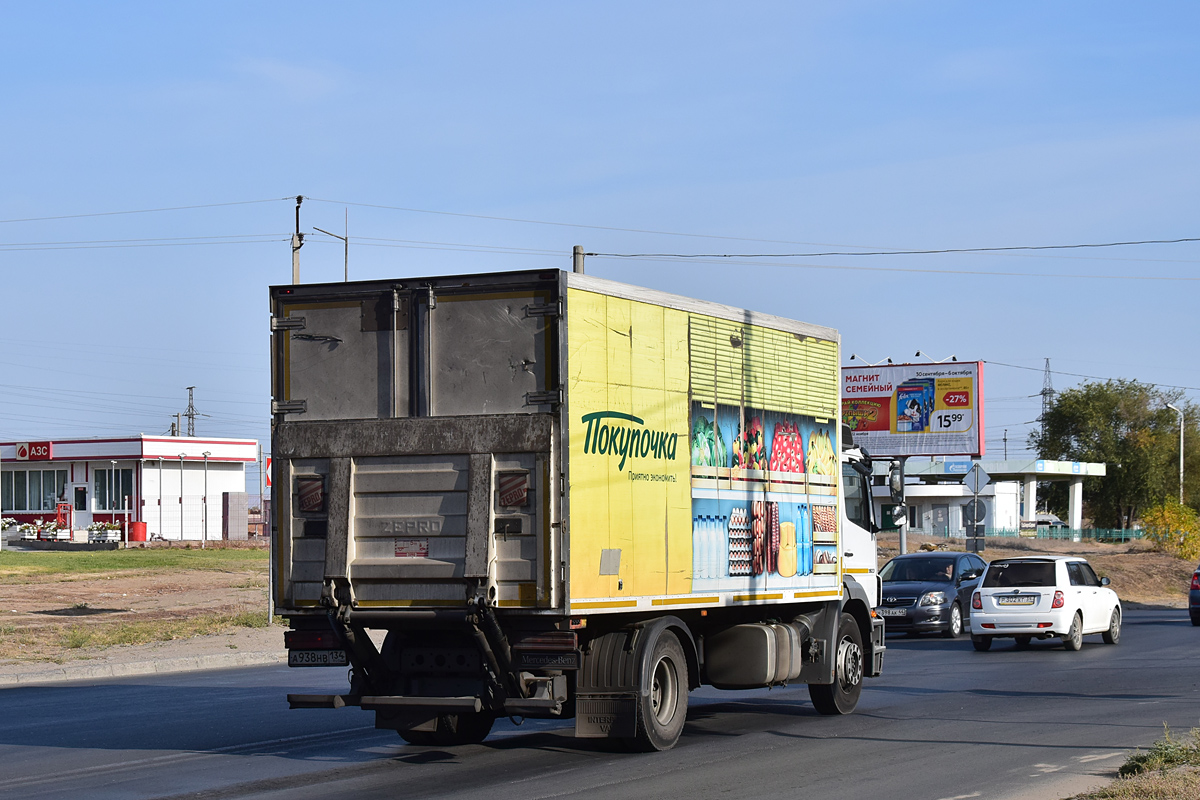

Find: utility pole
<box><xmin>184</xmin><ymin>386</ymin><xmax>199</xmax><ymax>437</ymax></box>
<box><xmin>572</xmin><ymin>245</ymin><xmax>585</xmax><ymax>274</ymax></box>
<box><xmin>292</xmin><ymin>195</ymin><xmax>305</xmax><ymax>283</ymax></box>
<box><xmin>314</xmin><ymin>210</ymin><xmax>349</xmax><ymax>282</ymax></box>
<box><xmin>1003</xmin><ymin>429</ymin><xmax>1008</xmax><ymax>460</ymax></box>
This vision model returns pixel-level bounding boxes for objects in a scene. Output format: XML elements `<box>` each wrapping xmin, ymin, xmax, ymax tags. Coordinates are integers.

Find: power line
<box><xmin>588</xmin><ymin>237</ymin><xmax>1200</xmax><ymax>260</ymax></box>
<box><xmin>986</xmin><ymin>360</ymin><xmax>1200</xmax><ymax>391</ymax></box>
<box><xmin>587</xmin><ymin>254</ymin><xmax>1198</xmax><ymax>282</ymax></box>
<box><xmin>0</xmin><ymin>238</ymin><xmax>288</xmax><ymax>252</ymax></box>
<box><xmin>0</xmin><ymin>198</ymin><xmax>290</xmax><ymax>225</ymax></box>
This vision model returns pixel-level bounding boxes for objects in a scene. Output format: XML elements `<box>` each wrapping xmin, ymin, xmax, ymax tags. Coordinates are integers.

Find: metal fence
<box><xmin>909</xmin><ymin>527</ymin><xmax>1142</xmax><ymax>543</ymax></box>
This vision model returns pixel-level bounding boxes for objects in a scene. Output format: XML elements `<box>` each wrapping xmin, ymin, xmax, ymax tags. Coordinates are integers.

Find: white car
<box><xmin>969</xmin><ymin>556</ymin><xmax>1121</xmax><ymax>651</ymax></box>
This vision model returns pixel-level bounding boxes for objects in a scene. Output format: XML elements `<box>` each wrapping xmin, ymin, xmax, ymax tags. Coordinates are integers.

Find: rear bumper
<box><xmin>970</xmin><ymin>608</ymin><xmax>1073</xmax><ymax>637</ymax></box>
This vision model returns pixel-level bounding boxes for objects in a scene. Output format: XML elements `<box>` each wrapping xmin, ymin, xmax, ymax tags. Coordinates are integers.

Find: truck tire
<box><xmin>626</xmin><ymin>628</ymin><xmax>689</xmax><ymax>752</ymax></box>
<box><xmin>398</xmin><ymin>712</ymin><xmax>496</xmax><ymax>746</ymax></box>
<box><xmin>809</xmin><ymin>613</ymin><xmax>864</xmax><ymax>715</ymax></box>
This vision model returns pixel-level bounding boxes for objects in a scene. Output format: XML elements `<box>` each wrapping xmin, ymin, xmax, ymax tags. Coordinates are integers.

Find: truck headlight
<box><xmin>919</xmin><ymin>591</ymin><xmax>946</xmax><ymax>606</ymax></box>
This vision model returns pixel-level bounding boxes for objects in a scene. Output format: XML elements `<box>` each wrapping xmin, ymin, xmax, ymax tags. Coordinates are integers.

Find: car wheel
<box><xmin>810</xmin><ymin>613</ymin><xmax>865</xmax><ymax>715</ymax></box>
<box><xmin>1191</xmin><ymin>612</ymin><xmax>1200</xmax><ymax>627</ymax></box>
<box><xmin>942</xmin><ymin>603</ymin><xmax>963</xmax><ymax>639</ymax></box>
<box><xmin>1014</xmin><ymin>636</ymin><xmax>1032</xmax><ymax>649</ymax></box>
<box><xmin>625</xmin><ymin>628</ymin><xmax>689</xmax><ymax>752</ymax></box>
<box><xmin>1102</xmin><ymin>608</ymin><xmax>1121</xmax><ymax>644</ymax></box>
<box><xmin>1061</xmin><ymin>612</ymin><xmax>1083</xmax><ymax>651</ymax></box>
<box><xmin>971</xmin><ymin>634</ymin><xmax>992</xmax><ymax>652</ymax></box>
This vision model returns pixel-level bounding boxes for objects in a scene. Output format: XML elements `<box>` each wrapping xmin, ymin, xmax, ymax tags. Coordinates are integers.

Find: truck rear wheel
<box><xmin>625</xmin><ymin>628</ymin><xmax>689</xmax><ymax>752</ymax></box>
<box><xmin>398</xmin><ymin>712</ymin><xmax>496</xmax><ymax>746</ymax></box>
<box><xmin>809</xmin><ymin>613</ymin><xmax>864</xmax><ymax>715</ymax></box>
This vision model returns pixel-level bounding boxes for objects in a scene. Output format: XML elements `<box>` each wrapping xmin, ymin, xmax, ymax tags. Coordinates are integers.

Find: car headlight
<box><xmin>919</xmin><ymin>591</ymin><xmax>947</xmax><ymax>606</ymax></box>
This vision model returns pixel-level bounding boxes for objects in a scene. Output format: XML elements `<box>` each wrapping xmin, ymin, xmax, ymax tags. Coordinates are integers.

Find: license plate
<box><xmin>288</xmin><ymin>649</ymin><xmax>349</xmax><ymax>667</ymax></box>
<box><xmin>877</xmin><ymin>607</ymin><xmax>907</xmax><ymax>617</ymax></box>
<box><xmin>996</xmin><ymin>595</ymin><xmax>1035</xmax><ymax>606</ymax></box>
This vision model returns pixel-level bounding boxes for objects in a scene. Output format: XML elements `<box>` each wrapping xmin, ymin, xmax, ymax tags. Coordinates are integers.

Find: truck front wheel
<box><xmin>626</xmin><ymin>628</ymin><xmax>689</xmax><ymax>751</ymax></box>
<box><xmin>809</xmin><ymin>612</ymin><xmax>864</xmax><ymax>715</ymax></box>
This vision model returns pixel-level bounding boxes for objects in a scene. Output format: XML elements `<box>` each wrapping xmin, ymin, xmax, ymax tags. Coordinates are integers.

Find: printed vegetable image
<box><xmin>767</xmin><ymin>420</ymin><xmax>805</xmax><ymax>474</ymax></box>
<box><xmin>734</xmin><ymin>417</ymin><xmax>767</xmax><ymax>470</ymax></box>
<box><xmin>690</xmin><ymin>415</ymin><xmax>728</xmax><ymax>468</ymax></box>
<box><xmin>806</xmin><ymin>430</ymin><xmax>837</xmax><ymax>476</ymax></box>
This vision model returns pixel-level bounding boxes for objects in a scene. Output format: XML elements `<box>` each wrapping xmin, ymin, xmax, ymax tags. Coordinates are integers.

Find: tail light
<box><xmin>972</xmin><ymin>592</ymin><xmax>982</xmax><ymax>610</ymax></box>
<box><xmin>1052</xmin><ymin>590</ymin><xmax>1065</xmax><ymax>609</ymax></box>
<box><xmin>1191</xmin><ymin>573</ymin><xmax>1200</xmax><ymax>591</ymax></box>
<box><xmin>284</xmin><ymin>629</ymin><xmax>341</xmax><ymax>650</ymax></box>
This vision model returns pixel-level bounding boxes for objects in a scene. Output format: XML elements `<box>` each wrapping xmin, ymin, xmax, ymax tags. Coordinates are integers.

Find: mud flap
<box><xmin>867</xmin><ymin>615</ymin><xmax>886</xmax><ymax>677</ymax></box>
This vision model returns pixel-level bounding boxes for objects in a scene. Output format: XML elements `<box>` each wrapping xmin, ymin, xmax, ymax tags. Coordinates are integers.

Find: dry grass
<box><xmin>0</xmin><ymin>547</ymin><xmax>272</xmax><ymax>664</ymax></box>
<box><xmin>1069</xmin><ymin>729</ymin><xmax>1200</xmax><ymax>800</ymax></box>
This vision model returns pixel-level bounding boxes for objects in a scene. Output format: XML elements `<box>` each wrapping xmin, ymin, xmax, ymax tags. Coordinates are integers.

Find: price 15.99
<box><xmin>932</xmin><ymin>410</ymin><xmax>970</xmax><ymax>432</ymax></box>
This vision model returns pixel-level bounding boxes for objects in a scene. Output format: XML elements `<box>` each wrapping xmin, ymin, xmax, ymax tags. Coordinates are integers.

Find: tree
<box><xmin>1030</xmin><ymin>380</ymin><xmax>1197</xmax><ymax>528</ymax></box>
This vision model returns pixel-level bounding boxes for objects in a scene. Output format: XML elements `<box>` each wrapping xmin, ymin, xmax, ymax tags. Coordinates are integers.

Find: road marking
<box><xmin>1075</xmin><ymin>752</ymin><xmax>1123</xmax><ymax>763</ymax></box>
<box><xmin>934</xmin><ymin>792</ymin><xmax>981</xmax><ymax>800</ymax></box>
<box><xmin>1031</xmin><ymin>763</ymin><xmax>1066</xmax><ymax>774</ymax></box>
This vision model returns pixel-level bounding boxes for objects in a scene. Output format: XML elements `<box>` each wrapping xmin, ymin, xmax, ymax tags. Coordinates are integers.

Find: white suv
<box><xmin>969</xmin><ymin>556</ymin><xmax>1121</xmax><ymax>651</ymax></box>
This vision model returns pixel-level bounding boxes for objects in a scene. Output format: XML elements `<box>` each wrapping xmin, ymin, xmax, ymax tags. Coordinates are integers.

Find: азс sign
<box><xmin>14</xmin><ymin>442</ymin><xmax>53</xmax><ymax>461</ymax></box>
<box><xmin>841</xmin><ymin>362</ymin><xmax>984</xmax><ymax>457</ymax></box>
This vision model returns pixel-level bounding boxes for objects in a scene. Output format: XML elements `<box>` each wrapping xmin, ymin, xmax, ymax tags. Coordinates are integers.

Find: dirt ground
<box><xmin>0</xmin><ymin>548</ymin><xmax>273</xmax><ymax>665</ymax></box>
<box><xmin>878</xmin><ymin>532</ymin><xmax>1196</xmax><ymax>608</ymax></box>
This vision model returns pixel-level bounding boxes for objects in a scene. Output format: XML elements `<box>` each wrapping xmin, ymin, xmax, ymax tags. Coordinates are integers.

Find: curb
<box><xmin>0</xmin><ymin>650</ymin><xmax>287</xmax><ymax>688</ymax></box>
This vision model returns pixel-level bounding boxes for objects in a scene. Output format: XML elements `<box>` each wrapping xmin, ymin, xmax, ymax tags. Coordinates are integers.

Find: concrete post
<box><xmin>1022</xmin><ymin>476</ymin><xmax>1038</xmax><ymax>523</ymax></box>
<box><xmin>1068</xmin><ymin>478</ymin><xmax>1083</xmax><ymax>530</ymax></box>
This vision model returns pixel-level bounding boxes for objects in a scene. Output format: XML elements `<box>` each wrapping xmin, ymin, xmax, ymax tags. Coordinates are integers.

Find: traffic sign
<box><xmin>963</xmin><ymin>499</ymin><xmax>986</xmax><ymax>525</ymax></box>
<box><xmin>963</xmin><ymin>464</ymin><xmax>991</xmax><ymax>494</ymax></box>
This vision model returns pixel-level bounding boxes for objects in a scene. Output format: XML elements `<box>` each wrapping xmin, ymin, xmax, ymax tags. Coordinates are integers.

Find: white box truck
<box><xmin>271</xmin><ymin>268</ymin><xmax>884</xmax><ymax>750</ymax></box>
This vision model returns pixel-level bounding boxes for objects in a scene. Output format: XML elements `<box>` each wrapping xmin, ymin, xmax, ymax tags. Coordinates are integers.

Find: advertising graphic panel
<box><xmin>567</xmin><ymin>287</ymin><xmax>843</xmax><ymax>604</ymax></box>
<box><xmin>841</xmin><ymin>362</ymin><xmax>985</xmax><ymax>457</ymax></box>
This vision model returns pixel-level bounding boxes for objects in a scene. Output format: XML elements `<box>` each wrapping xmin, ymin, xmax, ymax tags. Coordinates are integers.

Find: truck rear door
<box><xmin>270</xmin><ymin>272</ymin><xmax>563</xmax><ymax>612</ymax></box>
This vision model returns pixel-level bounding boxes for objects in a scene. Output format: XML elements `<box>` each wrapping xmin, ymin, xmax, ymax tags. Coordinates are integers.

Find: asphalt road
<box><xmin>1</xmin><ymin>609</ymin><xmax>1197</xmax><ymax>800</ymax></box>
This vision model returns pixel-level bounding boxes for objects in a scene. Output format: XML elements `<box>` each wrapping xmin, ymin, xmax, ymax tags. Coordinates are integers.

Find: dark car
<box><xmin>1190</xmin><ymin>563</ymin><xmax>1199</xmax><ymax>627</ymax></box>
<box><xmin>878</xmin><ymin>551</ymin><xmax>987</xmax><ymax>638</ymax></box>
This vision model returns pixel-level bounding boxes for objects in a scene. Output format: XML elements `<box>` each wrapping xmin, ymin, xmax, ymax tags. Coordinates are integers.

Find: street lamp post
<box><xmin>158</xmin><ymin>457</ymin><xmax>163</xmax><ymax>540</ymax></box>
<box><xmin>179</xmin><ymin>454</ymin><xmax>186</xmax><ymax>541</ymax></box>
<box><xmin>1166</xmin><ymin>403</ymin><xmax>1184</xmax><ymax>504</ymax></box>
<box><xmin>202</xmin><ymin>451</ymin><xmax>211</xmax><ymax>549</ymax></box>
<box><xmin>110</xmin><ymin>460</ymin><xmax>120</xmax><ymax>544</ymax></box>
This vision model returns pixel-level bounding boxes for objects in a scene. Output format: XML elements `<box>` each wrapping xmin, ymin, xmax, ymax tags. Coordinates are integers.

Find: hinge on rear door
<box><xmin>271</xmin><ymin>316</ymin><xmax>306</xmax><ymax>331</ymax></box>
<box><xmin>525</xmin><ymin>389</ymin><xmax>563</xmax><ymax>407</ymax></box>
<box><xmin>272</xmin><ymin>400</ymin><xmax>307</xmax><ymax>414</ymax></box>
<box><xmin>525</xmin><ymin>299</ymin><xmax>562</xmax><ymax>318</ymax></box>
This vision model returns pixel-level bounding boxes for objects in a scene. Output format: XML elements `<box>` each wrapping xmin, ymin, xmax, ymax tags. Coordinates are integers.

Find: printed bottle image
<box><xmin>799</xmin><ymin>505</ymin><xmax>813</xmax><ymax>576</ymax></box>
<box><xmin>777</xmin><ymin>520</ymin><xmax>797</xmax><ymax>578</ymax></box>
<box><xmin>718</xmin><ymin>514</ymin><xmax>729</xmax><ymax>578</ymax></box>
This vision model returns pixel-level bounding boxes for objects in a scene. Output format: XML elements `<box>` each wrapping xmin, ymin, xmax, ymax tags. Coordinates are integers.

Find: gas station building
<box><xmin>1</xmin><ymin>435</ymin><xmax>259</xmax><ymax>541</ymax></box>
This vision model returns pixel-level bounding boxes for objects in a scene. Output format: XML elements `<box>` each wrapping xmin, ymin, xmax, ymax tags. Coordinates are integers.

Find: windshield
<box><xmin>880</xmin><ymin>557</ymin><xmax>955</xmax><ymax>583</ymax></box>
<box><xmin>983</xmin><ymin>561</ymin><xmax>1055</xmax><ymax>588</ymax></box>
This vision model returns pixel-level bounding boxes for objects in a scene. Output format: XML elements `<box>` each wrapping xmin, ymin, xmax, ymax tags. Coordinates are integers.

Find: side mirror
<box><xmin>887</xmin><ymin>459</ymin><xmax>905</xmax><ymax>504</ymax></box>
<box><xmin>1100</xmin><ymin>576</ymin><xmax>1110</xmax><ymax>586</ymax></box>
<box><xmin>959</xmin><ymin>570</ymin><xmax>979</xmax><ymax>583</ymax></box>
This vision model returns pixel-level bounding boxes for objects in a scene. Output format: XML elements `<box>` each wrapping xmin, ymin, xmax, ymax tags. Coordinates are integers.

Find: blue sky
<box><xmin>3</xmin><ymin>2</ymin><xmax>1198</xmax><ymax>483</ymax></box>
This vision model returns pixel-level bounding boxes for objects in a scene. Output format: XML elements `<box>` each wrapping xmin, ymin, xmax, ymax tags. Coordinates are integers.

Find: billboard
<box><xmin>841</xmin><ymin>362</ymin><xmax>985</xmax><ymax>457</ymax></box>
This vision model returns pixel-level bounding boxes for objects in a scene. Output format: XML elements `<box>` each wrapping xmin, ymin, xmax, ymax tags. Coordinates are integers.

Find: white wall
<box><xmin>140</xmin><ymin>460</ymin><xmax>246</xmax><ymax>540</ymax></box>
